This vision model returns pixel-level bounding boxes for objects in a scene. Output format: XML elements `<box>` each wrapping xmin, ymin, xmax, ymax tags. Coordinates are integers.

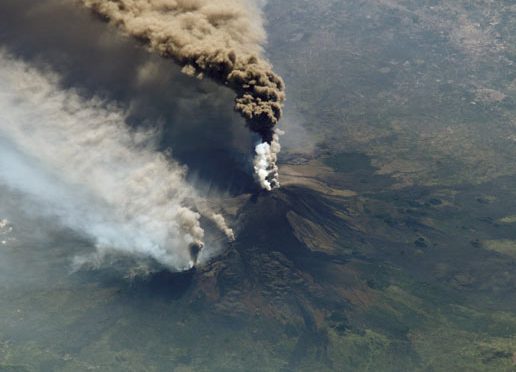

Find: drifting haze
<box><xmin>0</xmin><ymin>51</ymin><xmax>233</xmax><ymax>272</ymax></box>
<box><xmin>81</xmin><ymin>0</ymin><xmax>285</xmax><ymax>189</ymax></box>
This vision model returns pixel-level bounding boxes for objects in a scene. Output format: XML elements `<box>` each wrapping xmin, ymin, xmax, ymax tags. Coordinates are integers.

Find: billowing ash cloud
<box><xmin>81</xmin><ymin>0</ymin><xmax>285</xmax><ymax>189</ymax></box>
<box><xmin>0</xmin><ymin>51</ymin><xmax>233</xmax><ymax>272</ymax></box>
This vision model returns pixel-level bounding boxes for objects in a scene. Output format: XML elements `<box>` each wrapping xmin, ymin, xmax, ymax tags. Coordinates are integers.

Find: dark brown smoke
<box><xmin>81</xmin><ymin>0</ymin><xmax>285</xmax><ymax>141</ymax></box>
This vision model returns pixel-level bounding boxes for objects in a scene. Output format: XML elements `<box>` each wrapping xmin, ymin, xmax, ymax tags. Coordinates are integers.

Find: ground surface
<box><xmin>1</xmin><ymin>0</ymin><xmax>516</xmax><ymax>371</ymax></box>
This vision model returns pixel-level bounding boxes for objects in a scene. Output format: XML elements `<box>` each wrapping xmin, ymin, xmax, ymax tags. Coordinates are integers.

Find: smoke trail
<box><xmin>81</xmin><ymin>0</ymin><xmax>285</xmax><ymax>189</ymax></box>
<box><xmin>0</xmin><ymin>51</ymin><xmax>233</xmax><ymax>272</ymax></box>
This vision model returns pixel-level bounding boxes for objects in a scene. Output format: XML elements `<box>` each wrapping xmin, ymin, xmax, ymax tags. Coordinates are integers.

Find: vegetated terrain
<box><xmin>1</xmin><ymin>0</ymin><xmax>516</xmax><ymax>370</ymax></box>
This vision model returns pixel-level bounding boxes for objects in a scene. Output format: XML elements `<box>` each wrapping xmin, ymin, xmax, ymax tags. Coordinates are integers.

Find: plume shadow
<box><xmin>0</xmin><ymin>0</ymin><xmax>256</xmax><ymax>195</ymax></box>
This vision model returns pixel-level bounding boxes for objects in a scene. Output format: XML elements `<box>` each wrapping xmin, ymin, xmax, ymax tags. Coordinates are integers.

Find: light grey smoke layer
<box><xmin>81</xmin><ymin>0</ymin><xmax>285</xmax><ymax>189</ymax></box>
<box><xmin>0</xmin><ymin>51</ymin><xmax>233</xmax><ymax>272</ymax></box>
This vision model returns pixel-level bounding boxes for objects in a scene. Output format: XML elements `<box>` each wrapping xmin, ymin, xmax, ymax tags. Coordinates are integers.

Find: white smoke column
<box><xmin>207</xmin><ymin>213</ymin><xmax>236</xmax><ymax>242</ymax></box>
<box><xmin>0</xmin><ymin>51</ymin><xmax>233</xmax><ymax>272</ymax></box>
<box><xmin>253</xmin><ymin>129</ymin><xmax>282</xmax><ymax>191</ymax></box>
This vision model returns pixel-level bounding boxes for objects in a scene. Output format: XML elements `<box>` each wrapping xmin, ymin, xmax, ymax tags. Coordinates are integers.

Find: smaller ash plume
<box><xmin>81</xmin><ymin>0</ymin><xmax>285</xmax><ymax>189</ymax></box>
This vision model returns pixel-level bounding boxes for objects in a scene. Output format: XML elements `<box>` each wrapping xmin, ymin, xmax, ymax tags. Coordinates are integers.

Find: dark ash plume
<box><xmin>81</xmin><ymin>0</ymin><xmax>285</xmax><ymax>189</ymax></box>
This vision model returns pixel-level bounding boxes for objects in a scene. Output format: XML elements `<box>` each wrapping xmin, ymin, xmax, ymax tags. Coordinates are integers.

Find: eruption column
<box><xmin>81</xmin><ymin>0</ymin><xmax>286</xmax><ymax>189</ymax></box>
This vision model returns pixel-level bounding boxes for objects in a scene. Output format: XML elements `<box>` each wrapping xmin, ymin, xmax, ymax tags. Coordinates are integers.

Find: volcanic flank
<box><xmin>82</xmin><ymin>0</ymin><xmax>286</xmax><ymax>190</ymax></box>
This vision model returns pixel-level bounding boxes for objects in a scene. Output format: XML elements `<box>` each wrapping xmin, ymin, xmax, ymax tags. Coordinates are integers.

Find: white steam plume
<box><xmin>0</xmin><ymin>51</ymin><xmax>233</xmax><ymax>272</ymax></box>
<box><xmin>254</xmin><ymin>129</ymin><xmax>282</xmax><ymax>191</ymax></box>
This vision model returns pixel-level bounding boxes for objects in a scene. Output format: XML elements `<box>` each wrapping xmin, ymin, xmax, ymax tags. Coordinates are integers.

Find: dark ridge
<box><xmin>236</xmin><ymin>186</ymin><xmax>355</xmax><ymax>268</ymax></box>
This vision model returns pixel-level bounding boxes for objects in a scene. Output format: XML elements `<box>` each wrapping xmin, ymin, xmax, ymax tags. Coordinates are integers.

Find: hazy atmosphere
<box><xmin>0</xmin><ymin>0</ymin><xmax>516</xmax><ymax>371</ymax></box>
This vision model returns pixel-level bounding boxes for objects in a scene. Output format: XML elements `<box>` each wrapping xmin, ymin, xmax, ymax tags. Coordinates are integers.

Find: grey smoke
<box><xmin>0</xmin><ymin>51</ymin><xmax>233</xmax><ymax>272</ymax></box>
